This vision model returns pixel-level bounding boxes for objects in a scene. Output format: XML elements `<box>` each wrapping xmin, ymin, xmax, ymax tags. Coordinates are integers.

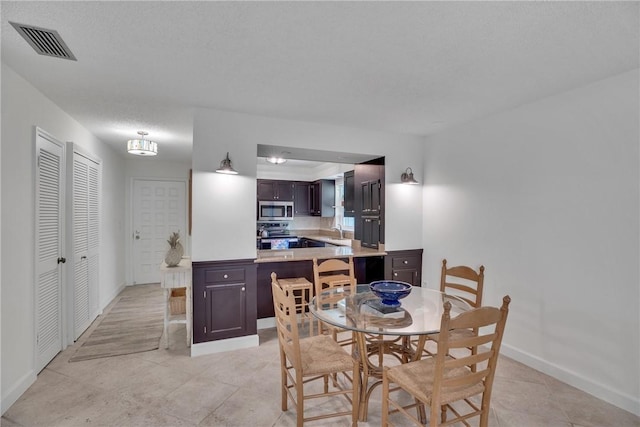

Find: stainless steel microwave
<box><xmin>258</xmin><ymin>201</ymin><xmax>294</xmax><ymax>221</ymax></box>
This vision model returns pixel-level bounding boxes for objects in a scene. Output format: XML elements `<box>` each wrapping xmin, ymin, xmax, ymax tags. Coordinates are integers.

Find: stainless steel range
<box><xmin>257</xmin><ymin>222</ymin><xmax>298</xmax><ymax>250</ymax></box>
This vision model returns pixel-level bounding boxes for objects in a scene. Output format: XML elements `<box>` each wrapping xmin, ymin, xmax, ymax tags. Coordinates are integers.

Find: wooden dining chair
<box><xmin>440</xmin><ymin>259</ymin><xmax>485</xmax><ymax>309</ymax></box>
<box><xmin>421</xmin><ymin>260</ymin><xmax>485</xmax><ymax>363</ymax></box>
<box><xmin>382</xmin><ymin>295</ymin><xmax>511</xmax><ymax>427</ymax></box>
<box><xmin>312</xmin><ymin>257</ymin><xmax>357</xmax><ymax>345</ymax></box>
<box><xmin>271</xmin><ymin>273</ymin><xmax>360</xmax><ymax>427</ymax></box>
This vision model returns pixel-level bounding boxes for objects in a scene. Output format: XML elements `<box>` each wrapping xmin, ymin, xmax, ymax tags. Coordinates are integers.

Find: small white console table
<box><xmin>160</xmin><ymin>257</ymin><xmax>192</xmax><ymax>348</ymax></box>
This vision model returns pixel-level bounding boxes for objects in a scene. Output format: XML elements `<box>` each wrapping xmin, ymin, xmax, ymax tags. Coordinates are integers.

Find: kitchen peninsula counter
<box><xmin>255</xmin><ymin>245</ymin><xmax>386</xmax><ymax>263</ymax></box>
<box><xmin>255</xmin><ymin>244</ymin><xmax>387</xmax><ymax>320</ymax></box>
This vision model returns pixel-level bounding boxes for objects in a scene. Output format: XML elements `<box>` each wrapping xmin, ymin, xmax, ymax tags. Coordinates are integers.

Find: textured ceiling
<box><xmin>1</xmin><ymin>1</ymin><xmax>638</xmax><ymax>162</ymax></box>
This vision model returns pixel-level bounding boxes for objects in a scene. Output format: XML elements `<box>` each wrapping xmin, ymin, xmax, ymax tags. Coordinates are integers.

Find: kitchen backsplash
<box><xmin>289</xmin><ymin>216</ymin><xmax>334</xmax><ymax>230</ymax></box>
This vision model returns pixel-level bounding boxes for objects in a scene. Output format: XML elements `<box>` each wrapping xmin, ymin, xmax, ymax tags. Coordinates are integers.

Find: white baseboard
<box><xmin>257</xmin><ymin>317</ymin><xmax>275</xmax><ymax>330</ymax></box>
<box><xmin>190</xmin><ymin>334</ymin><xmax>259</xmax><ymax>357</ymax></box>
<box><xmin>1</xmin><ymin>369</ymin><xmax>36</xmax><ymax>415</ymax></box>
<box><xmin>501</xmin><ymin>343</ymin><xmax>640</xmax><ymax>417</ymax></box>
<box><xmin>99</xmin><ymin>282</ymin><xmax>126</xmax><ymax>313</ymax></box>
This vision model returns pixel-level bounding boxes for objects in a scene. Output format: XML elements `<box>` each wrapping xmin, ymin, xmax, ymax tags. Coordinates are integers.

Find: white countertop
<box><xmin>255</xmin><ymin>246</ymin><xmax>386</xmax><ymax>263</ymax></box>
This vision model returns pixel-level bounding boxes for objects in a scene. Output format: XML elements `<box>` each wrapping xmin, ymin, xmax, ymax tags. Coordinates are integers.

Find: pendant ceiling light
<box><xmin>127</xmin><ymin>131</ymin><xmax>158</xmax><ymax>156</ymax></box>
<box><xmin>216</xmin><ymin>152</ymin><xmax>238</xmax><ymax>175</ymax></box>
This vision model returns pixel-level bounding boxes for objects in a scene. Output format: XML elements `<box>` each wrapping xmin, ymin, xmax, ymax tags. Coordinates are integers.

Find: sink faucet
<box><xmin>332</xmin><ymin>224</ymin><xmax>344</xmax><ymax>239</ymax></box>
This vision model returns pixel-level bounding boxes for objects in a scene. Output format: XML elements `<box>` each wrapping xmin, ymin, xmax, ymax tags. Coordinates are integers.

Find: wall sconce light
<box><xmin>215</xmin><ymin>152</ymin><xmax>238</xmax><ymax>175</ymax></box>
<box><xmin>127</xmin><ymin>131</ymin><xmax>158</xmax><ymax>156</ymax></box>
<box><xmin>401</xmin><ymin>167</ymin><xmax>419</xmax><ymax>184</ymax></box>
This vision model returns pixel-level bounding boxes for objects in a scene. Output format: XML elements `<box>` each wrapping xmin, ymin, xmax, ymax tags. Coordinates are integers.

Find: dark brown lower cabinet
<box><xmin>192</xmin><ymin>259</ymin><xmax>257</xmax><ymax>343</ymax></box>
<box><xmin>384</xmin><ymin>249</ymin><xmax>423</xmax><ymax>287</ymax></box>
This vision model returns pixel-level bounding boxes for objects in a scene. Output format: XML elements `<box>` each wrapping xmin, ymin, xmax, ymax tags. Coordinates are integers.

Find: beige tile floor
<box><xmin>3</xmin><ymin>284</ymin><xmax>639</xmax><ymax>427</ymax></box>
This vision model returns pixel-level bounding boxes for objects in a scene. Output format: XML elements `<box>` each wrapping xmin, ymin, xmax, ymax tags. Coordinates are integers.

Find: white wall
<box><xmin>0</xmin><ymin>64</ymin><xmax>127</xmax><ymax>413</ymax></box>
<box><xmin>422</xmin><ymin>69</ymin><xmax>639</xmax><ymax>415</ymax></box>
<box><xmin>192</xmin><ymin>109</ymin><xmax>425</xmax><ymax>261</ymax></box>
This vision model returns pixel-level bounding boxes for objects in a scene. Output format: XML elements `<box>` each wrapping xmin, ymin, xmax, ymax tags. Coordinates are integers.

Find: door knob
<box><xmin>134</xmin><ymin>230</ymin><xmax>141</xmax><ymax>240</ymax></box>
<box><xmin>57</xmin><ymin>257</ymin><xmax>66</xmax><ymax>264</ymax></box>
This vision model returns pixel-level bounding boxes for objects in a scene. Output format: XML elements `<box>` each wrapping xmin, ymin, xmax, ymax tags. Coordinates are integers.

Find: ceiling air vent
<box><xmin>10</xmin><ymin>22</ymin><xmax>77</xmax><ymax>61</ymax></box>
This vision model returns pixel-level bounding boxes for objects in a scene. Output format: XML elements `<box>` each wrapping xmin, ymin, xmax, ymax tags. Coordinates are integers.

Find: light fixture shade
<box><xmin>401</xmin><ymin>167</ymin><xmax>419</xmax><ymax>184</ymax></box>
<box><xmin>127</xmin><ymin>131</ymin><xmax>158</xmax><ymax>156</ymax></box>
<box><xmin>266</xmin><ymin>156</ymin><xmax>287</xmax><ymax>164</ymax></box>
<box><xmin>216</xmin><ymin>152</ymin><xmax>238</xmax><ymax>175</ymax></box>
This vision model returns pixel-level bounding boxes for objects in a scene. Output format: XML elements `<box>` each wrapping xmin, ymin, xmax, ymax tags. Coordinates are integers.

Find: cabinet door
<box><xmin>309</xmin><ymin>182</ymin><xmax>320</xmax><ymax>215</ymax></box>
<box><xmin>293</xmin><ymin>182</ymin><xmax>310</xmax><ymax>216</ymax></box>
<box><xmin>275</xmin><ymin>181</ymin><xmax>294</xmax><ymax>201</ymax></box>
<box><xmin>361</xmin><ymin>217</ymin><xmax>380</xmax><ymax>249</ymax></box>
<box><xmin>391</xmin><ymin>269</ymin><xmax>418</xmax><ymax>286</ymax></box>
<box><xmin>204</xmin><ymin>282</ymin><xmax>247</xmax><ymax>341</ymax></box>
<box><xmin>360</xmin><ymin>181</ymin><xmax>371</xmax><ymax>215</ymax></box>
<box><xmin>361</xmin><ymin>180</ymin><xmax>380</xmax><ymax>215</ymax></box>
<box><xmin>344</xmin><ymin>170</ymin><xmax>355</xmax><ymax>216</ymax></box>
<box><xmin>257</xmin><ymin>180</ymin><xmax>276</xmax><ymax>200</ymax></box>
<box><xmin>369</xmin><ymin>180</ymin><xmax>381</xmax><ymax>216</ymax></box>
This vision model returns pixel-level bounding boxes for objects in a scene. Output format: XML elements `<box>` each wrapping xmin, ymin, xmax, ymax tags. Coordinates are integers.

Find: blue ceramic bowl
<box><xmin>369</xmin><ymin>280</ymin><xmax>412</xmax><ymax>307</ymax></box>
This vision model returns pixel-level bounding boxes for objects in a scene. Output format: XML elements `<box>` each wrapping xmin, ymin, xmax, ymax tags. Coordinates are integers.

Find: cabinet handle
<box><xmin>241</xmin><ymin>287</ymin><xmax>245</xmax><ymax>291</ymax></box>
<box><xmin>403</xmin><ymin>260</ymin><xmax>408</xmax><ymax>264</ymax></box>
<box><xmin>394</xmin><ymin>272</ymin><xmax>398</xmax><ymax>277</ymax></box>
<box><xmin>223</xmin><ymin>274</ymin><xmax>228</xmax><ymax>279</ymax></box>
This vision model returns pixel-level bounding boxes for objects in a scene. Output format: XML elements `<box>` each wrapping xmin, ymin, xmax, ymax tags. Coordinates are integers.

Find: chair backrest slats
<box><xmin>313</xmin><ymin>257</ymin><xmax>356</xmax><ymax>305</ymax></box>
<box><xmin>440</xmin><ymin>259</ymin><xmax>485</xmax><ymax>308</ymax></box>
<box><xmin>432</xmin><ymin>296</ymin><xmax>511</xmax><ymax>410</ymax></box>
<box><xmin>271</xmin><ymin>273</ymin><xmax>302</xmax><ymax>369</ymax></box>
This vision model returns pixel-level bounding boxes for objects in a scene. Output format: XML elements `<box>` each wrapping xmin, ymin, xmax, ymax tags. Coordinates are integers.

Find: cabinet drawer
<box><xmin>392</xmin><ymin>256</ymin><xmax>420</xmax><ymax>269</ymax></box>
<box><xmin>205</xmin><ymin>268</ymin><xmax>245</xmax><ymax>283</ymax></box>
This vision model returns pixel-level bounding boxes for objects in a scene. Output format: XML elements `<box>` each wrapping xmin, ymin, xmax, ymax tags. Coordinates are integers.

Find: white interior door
<box><xmin>72</xmin><ymin>151</ymin><xmax>101</xmax><ymax>340</ymax></box>
<box><xmin>132</xmin><ymin>179</ymin><xmax>187</xmax><ymax>284</ymax></box>
<box><xmin>35</xmin><ymin>128</ymin><xmax>65</xmax><ymax>372</ymax></box>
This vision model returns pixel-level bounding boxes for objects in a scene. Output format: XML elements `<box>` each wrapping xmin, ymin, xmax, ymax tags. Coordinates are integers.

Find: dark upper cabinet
<box><xmin>361</xmin><ymin>179</ymin><xmax>381</xmax><ymax>216</ymax></box>
<box><xmin>343</xmin><ymin>170</ymin><xmax>355</xmax><ymax>217</ymax></box>
<box><xmin>192</xmin><ymin>260</ymin><xmax>257</xmax><ymax>343</ymax></box>
<box><xmin>360</xmin><ymin>216</ymin><xmax>381</xmax><ymax>249</ymax></box>
<box><xmin>384</xmin><ymin>249</ymin><xmax>423</xmax><ymax>287</ymax></box>
<box><xmin>293</xmin><ymin>181</ymin><xmax>311</xmax><ymax>216</ymax></box>
<box><xmin>257</xmin><ymin>180</ymin><xmax>294</xmax><ymax>201</ymax></box>
<box><xmin>310</xmin><ymin>179</ymin><xmax>335</xmax><ymax>217</ymax></box>
<box><xmin>354</xmin><ymin>160</ymin><xmax>385</xmax><ymax>248</ymax></box>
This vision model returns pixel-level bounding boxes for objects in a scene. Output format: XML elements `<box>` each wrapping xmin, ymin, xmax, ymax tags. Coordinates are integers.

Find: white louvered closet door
<box><xmin>72</xmin><ymin>152</ymin><xmax>101</xmax><ymax>340</ymax></box>
<box><xmin>35</xmin><ymin>129</ymin><xmax>65</xmax><ymax>372</ymax></box>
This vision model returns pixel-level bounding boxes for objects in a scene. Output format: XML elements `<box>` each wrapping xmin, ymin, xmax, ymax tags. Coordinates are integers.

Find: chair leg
<box><xmin>296</xmin><ymin>373</ymin><xmax>304</xmax><ymax>427</ymax></box>
<box><xmin>352</xmin><ymin>360</ymin><xmax>361</xmax><ymax>427</ymax></box>
<box><xmin>381</xmin><ymin>371</ymin><xmax>390</xmax><ymax>427</ymax></box>
<box><xmin>441</xmin><ymin>404</ymin><xmax>447</xmax><ymax>424</ymax></box>
<box><xmin>281</xmin><ymin>355</ymin><xmax>288</xmax><ymax>411</ymax></box>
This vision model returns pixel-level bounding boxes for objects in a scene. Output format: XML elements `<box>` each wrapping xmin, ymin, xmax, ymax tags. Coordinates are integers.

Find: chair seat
<box><xmin>298</xmin><ymin>334</ymin><xmax>355</xmax><ymax>376</ymax></box>
<box><xmin>386</xmin><ymin>356</ymin><xmax>485</xmax><ymax>406</ymax></box>
<box><xmin>279</xmin><ymin>277</ymin><xmax>313</xmax><ymax>290</ymax></box>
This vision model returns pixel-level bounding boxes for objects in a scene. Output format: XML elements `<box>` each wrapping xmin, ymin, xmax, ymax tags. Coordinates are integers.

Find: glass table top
<box><xmin>309</xmin><ymin>284</ymin><xmax>470</xmax><ymax>336</ymax></box>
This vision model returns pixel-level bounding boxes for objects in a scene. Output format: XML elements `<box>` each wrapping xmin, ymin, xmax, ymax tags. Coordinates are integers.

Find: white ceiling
<box><xmin>2</xmin><ymin>2</ymin><xmax>638</xmax><ymax>163</ymax></box>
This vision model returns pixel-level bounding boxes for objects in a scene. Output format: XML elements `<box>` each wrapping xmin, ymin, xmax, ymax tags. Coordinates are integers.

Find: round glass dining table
<box><xmin>309</xmin><ymin>284</ymin><xmax>470</xmax><ymax>336</ymax></box>
<box><xmin>309</xmin><ymin>284</ymin><xmax>470</xmax><ymax>421</ymax></box>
